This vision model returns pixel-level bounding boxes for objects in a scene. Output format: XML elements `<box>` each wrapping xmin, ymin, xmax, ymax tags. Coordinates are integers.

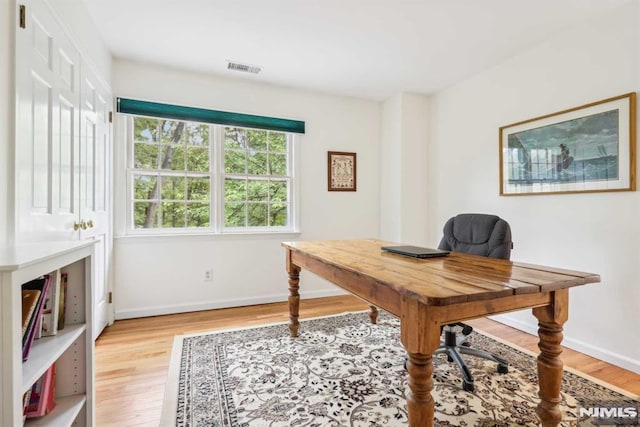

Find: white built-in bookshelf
<box><xmin>0</xmin><ymin>241</ymin><xmax>95</xmax><ymax>426</ymax></box>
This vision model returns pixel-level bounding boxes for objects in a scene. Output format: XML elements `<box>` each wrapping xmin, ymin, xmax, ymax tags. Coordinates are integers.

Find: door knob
<box><xmin>87</xmin><ymin>220</ymin><xmax>94</xmax><ymax>228</ymax></box>
<box><xmin>74</xmin><ymin>221</ymin><xmax>80</xmax><ymax>231</ymax></box>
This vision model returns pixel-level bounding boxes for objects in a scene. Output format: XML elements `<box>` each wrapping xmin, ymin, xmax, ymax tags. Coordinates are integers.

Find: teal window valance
<box><xmin>116</xmin><ymin>98</ymin><xmax>305</xmax><ymax>134</ymax></box>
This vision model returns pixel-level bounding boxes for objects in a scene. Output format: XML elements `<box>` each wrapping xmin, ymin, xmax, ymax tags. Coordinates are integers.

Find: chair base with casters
<box><xmin>434</xmin><ymin>323</ymin><xmax>508</xmax><ymax>392</ymax></box>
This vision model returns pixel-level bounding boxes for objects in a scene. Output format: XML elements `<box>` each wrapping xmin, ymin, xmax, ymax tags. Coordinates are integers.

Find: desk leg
<box><xmin>401</xmin><ymin>299</ymin><xmax>440</xmax><ymax>427</ymax></box>
<box><xmin>406</xmin><ymin>352</ymin><xmax>436</xmax><ymax>426</ymax></box>
<box><xmin>287</xmin><ymin>264</ymin><xmax>301</xmax><ymax>338</ymax></box>
<box><xmin>533</xmin><ymin>289</ymin><xmax>569</xmax><ymax>427</ymax></box>
<box><xmin>369</xmin><ymin>305</ymin><xmax>378</xmax><ymax>324</ymax></box>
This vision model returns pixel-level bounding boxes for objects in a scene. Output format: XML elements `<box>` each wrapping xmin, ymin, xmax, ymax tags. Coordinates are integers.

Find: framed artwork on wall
<box><xmin>328</xmin><ymin>151</ymin><xmax>357</xmax><ymax>191</ymax></box>
<box><xmin>499</xmin><ymin>92</ymin><xmax>636</xmax><ymax>196</ymax></box>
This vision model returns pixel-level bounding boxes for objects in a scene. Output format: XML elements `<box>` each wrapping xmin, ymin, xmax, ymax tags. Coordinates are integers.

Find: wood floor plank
<box><xmin>95</xmin><ymin>295</ymin><xmax>640</xmax><ymax>426</ymax></box>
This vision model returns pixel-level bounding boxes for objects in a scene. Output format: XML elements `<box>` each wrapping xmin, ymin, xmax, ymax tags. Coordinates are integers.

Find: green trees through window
<box><xmin>130</xmin><ymin>116</ymin><xmax>293</xmax><ymax>232</ymax></box>
<box><xmin>223</xmin><ymin>127</ymin><xmax>289</xmax><ymax>228</ymax></box>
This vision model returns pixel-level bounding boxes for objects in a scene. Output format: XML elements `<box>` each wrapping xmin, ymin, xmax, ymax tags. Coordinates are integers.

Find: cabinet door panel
<box><xmin>57</xmin><ymin>97</ymin><xmax>75</xmax><ymax>213</ymax></box>
<box><xmin>80</xmin><ymin>67</ymin><xmax>112</xmax><ymax>338</ymax></box>
<box><xmin>31</xmin><ymin>14</ymin><xmax>53</xmax><ymax>68</ymax></box>
<box><xmin>31</xmin><ymin>74</ymin><xmax>52</xmax><ymax>210</ymax></box>
<box><xmin>54</xmin><ymin>42</ymin><xmax>79</xmax><ymax>216</ymax></box>
<box><xmin>81</xmin><ymin>113</ymin><xmax>96</xmax><ymax>219</ymax></box>
<box><xmin>79</xmin><ymin>68</ymin><xmax>110</xmax><ymax>240</ymax></box>
<box><xmin>16</xmin><ymin>1</ymin><xmax>80</xmax><ymax>241</ymax></box>
<box><xmin>95</xmin><ymin>93</ymin><xmax>109</xmax><ymax>212</ymax></box>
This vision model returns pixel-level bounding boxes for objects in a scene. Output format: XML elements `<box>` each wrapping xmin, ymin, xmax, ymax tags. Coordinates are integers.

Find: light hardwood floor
<box><xmin>95</xmin><ymin>295</ymin><xmax>640</xmax><ymax>426</ymax></box>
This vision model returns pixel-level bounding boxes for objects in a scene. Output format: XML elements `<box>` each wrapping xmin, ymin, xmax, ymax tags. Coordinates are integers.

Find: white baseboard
<box><xmin>114</xmin><ymin>288</ymin><xmax>349</xmax><ymax>320</ymax></box>
<box><xmin>491</xmin><ymin>314</ymin><xmax>640</xmax><ymax>375</ymax></box>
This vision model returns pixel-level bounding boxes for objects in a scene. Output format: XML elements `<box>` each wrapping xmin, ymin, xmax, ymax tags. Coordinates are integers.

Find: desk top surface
<box><xmin>283</xmin><ymin>239</ymin><xmax>600</xmax><ymax>306</ymax></box>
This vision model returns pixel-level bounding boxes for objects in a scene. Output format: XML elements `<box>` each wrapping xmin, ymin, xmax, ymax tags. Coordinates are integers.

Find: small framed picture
<box><xmin>328</xmin><ymin>151</ymin><xmax>357</xmax><ymax>191</ymax></box>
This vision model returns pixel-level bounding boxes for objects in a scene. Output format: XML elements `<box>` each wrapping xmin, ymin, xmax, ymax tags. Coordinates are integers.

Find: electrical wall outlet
<box><xmin>204</xmin><ymin>269</ymin><xmax>213</xmax><ymax>281</ymax></box>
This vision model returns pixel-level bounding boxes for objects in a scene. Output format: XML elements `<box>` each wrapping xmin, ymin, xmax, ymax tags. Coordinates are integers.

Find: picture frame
<box><xmin>328</xmin><ymin>151</ymin><xmax>357</xmax><ymax>191</ymax></box>
<box><xmin>499</xmin><ymin>92</ymin><xmax>636</xmax><ymax>196</ymax></box>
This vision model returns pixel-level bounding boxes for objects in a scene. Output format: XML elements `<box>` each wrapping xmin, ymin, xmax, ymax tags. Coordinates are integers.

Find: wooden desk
<box><xmin>282</xmin><ymin>239</ymin><xmax>600</xmax><ymax>427</ymax></box>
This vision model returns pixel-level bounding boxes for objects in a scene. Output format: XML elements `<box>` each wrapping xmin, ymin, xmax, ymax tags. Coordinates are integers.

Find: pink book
<box><xmin>25</xmin><ymin>364</ymin><xmax>56</xmax><ymax>418</ymax></box>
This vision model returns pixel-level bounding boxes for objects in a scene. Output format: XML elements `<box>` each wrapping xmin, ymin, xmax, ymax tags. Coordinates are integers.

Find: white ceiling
<box><xmin>83</xmin><ymin>0</ymin><xmax>631</xmax><ymax>101</ymax></box>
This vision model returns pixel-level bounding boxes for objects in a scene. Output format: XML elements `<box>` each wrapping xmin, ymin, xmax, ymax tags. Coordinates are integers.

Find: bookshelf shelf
<box><xmin>0</xmin><ymin>241</ymin><xmax>95</xmax><ymax>427</ymax></box>
<box><xmin>24</xmin><ymin>395</ymin><xmax>87</xmax><ymax>427</ymax></box>
<box><xmin>22</xmin><ymin>324</ymin><xmax>86</xmax><ymax>393</ymax></box>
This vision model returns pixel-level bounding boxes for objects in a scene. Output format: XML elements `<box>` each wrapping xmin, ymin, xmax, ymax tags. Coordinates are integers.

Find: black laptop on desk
<box><xmin>381</xmin><ymin>245</ymin><xmax>450</xmax><ymax>259</ymax></box>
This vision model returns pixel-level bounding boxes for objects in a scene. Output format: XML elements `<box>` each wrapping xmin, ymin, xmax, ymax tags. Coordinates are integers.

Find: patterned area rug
<box><xmin>161</xmin><ymin>311</ymin><xmax>638</xmax><ymax>426</ymax></box>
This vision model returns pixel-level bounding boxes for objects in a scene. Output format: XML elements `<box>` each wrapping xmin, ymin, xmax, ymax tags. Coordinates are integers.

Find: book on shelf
<box><xmin>34</xmin><ymin>308</ymin><xmax>43</xmax><ymax>340</ymax></box>
<box><xmin>22</xmin><ymin>389</ymin><xmax>32</xmax><ymax>422</ymax></box>
<box><xmin>40</xmin><ymin>270</ymin><xmax>61</xmax><ymax>337</ymax></box>
<box><xmin>21</xmin><ymin>290</ymin><xmax>41</xmax><ymax>337</ymax></box>
<box><xmin>46</xmin><ymin>363</ymin><xmax>57</xmax><ymax>413</ymax></box>
<box><xmin>57</xmin><ymin>272</ymin><xmax>68</xmax><ymax>330</ymax></box>
<box><xmin>21</xmin><ymin>277</ymin><xmax>47</xmax><ymax>347</ymax></box>
<box><xmin>25</xmin><ymin>363</ymin><xmax>56</xmax><ymax>418</ymax></box>
<box><xmin>22</xmin><ymin>275</ymin><xmax>52</xmax><ymax>361</ymax></box>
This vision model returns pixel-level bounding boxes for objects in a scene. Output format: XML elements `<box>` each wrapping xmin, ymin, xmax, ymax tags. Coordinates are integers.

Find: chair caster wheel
<box><xmin>462</xmin><ymin>380</ymin><xmax>474</xmax><ymax>392</ymax></box>
<box><xmin>447</xmin><ymin>355</ymin><xmax>453</xmax><ymax>363</ymax></box>
<box><xmin>497</xmin><ymin>364</ymin><xmax>508</xmax><ymax>374</ymax></box>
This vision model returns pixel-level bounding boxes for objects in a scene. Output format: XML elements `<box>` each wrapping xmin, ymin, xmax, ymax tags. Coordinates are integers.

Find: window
<box><xmin>127</xmin><ymin>116</ymin><xmax>297</xmax><ymax>234</ymax></box>
<box><xmin>223</xmin><ymin>128</ymin><xmax>291</xmax><ymax>228</ymax></box>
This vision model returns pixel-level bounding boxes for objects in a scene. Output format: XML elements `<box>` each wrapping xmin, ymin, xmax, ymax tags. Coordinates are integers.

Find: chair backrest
<box><xmin>437</xmin><ymin>213</ymin><xmax>512</xmax><ymax>260</ymax></box>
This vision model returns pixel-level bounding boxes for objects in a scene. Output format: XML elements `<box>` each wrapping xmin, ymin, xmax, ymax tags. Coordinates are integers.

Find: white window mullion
<box><xmin>126</xmin><ymin>116</ymin><xmax>138</xmax><ymax>232</ymax></box>
<box><xmin>213</xmin><ymin>125</ymin><xmax>224</xmax><ymax>233</ymax></box>
<box><xmin>125</xmin><ymin>168</ymin><xmax>133</xmax><ymax>231</ymax></box>
<box><xmin>288</xmin><ymin>133</ymin><xmax>298</xmax><ymax>232</ymax></box>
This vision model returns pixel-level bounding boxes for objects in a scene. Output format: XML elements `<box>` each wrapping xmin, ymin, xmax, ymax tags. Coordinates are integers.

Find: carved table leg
<box><xmin>406</xmin><ymin>352</ymin><xmax>435</xmax><ymax>427</ymax></box>
<box><xmin>533</xmin><ymin>290</ymin><xmax>569</xmax><ymax>427</ymax></box>
<box><xmin>369</xmin><ymin>305</ymin><xmax>379</xmax><ymax>324</ymax></box>
<box><xmin>401</xmin><ymin>298</ymin><xmax>441</xmax><ymax>427</ymax></box>
<box><xmin>287</xmin><ymin>264</ymin><xmax>301</xmax><ymax>337</ymax></box>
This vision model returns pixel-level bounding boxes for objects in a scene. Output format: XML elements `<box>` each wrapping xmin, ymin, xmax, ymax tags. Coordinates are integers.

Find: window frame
<box><xmin>124</xmin><ymin>115</ymin><xmax>299</xmax><ymax>236</ymax></box>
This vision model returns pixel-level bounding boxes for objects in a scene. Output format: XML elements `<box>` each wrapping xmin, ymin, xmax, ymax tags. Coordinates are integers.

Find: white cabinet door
<box><xmin>16</xmin><ymin>0</ymin><xmax>81</xmax><ymax>241</ymax></box>
<box><xmin>16</xmin><ymin>1</ymin><xmax>113</xmax><ymax>338</ymax></box>
<box><xmin>80</xmin><ymin>66</ymin><xmax>112</xmax><ymax>338</ymax></box>
<box><xmin>79</xmin><ymin>66</ymin><xmax>111</xmax><ymax>240</ymax></box>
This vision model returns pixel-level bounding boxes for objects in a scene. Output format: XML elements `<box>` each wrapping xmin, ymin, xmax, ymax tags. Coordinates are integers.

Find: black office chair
<box><xmin>435</xmin><ymin>213</ymin><xmax>512</xmax><ymax>392</ymax></box>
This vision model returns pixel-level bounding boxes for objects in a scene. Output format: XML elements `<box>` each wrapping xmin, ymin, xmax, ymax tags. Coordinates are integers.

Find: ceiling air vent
<box><xmin>227</xmin><ymin>61</ymin><xmax>262</xmax><ymax>74</ymax></box>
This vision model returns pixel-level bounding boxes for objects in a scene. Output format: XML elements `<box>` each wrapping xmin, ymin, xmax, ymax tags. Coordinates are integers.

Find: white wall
<box><xmin>380</xmin><ymin>94</ymin><xmax>402</xmax><ymax>241</ymax></box>
<box><xmin>112</xmin><ymin>59</ymin><xmax>380</xmax><ymax>318</ymax></box>
<box><xmin>399</xmin><ymin>94</ymin><xmax>429</xmax><ymax>245</ymax></box>
<box><xmin>425</xmin><ymin>2</ymin><xmax>640</xmax><ymax>372</ymax></box>
<box><xmin>380</xmin><ymin>93</ymin><xmax>430</xmax><ymax>245</ymax></box>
